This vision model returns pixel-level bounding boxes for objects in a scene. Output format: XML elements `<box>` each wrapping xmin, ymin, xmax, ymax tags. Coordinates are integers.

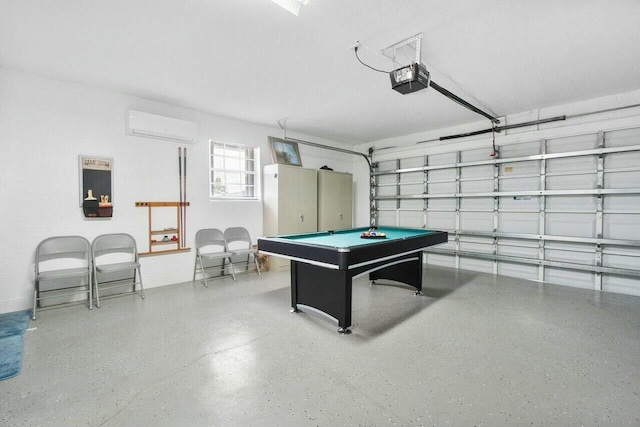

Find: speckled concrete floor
<box><xmin>1</xmin><ymin>266</ymin><xmax>639</xmax><ymax>426</ymax></box>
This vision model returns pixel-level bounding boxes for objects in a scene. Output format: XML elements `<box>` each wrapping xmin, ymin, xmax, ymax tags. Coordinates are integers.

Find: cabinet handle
<box><xmin>300</xmin><ymin>214</ymin><xmax>304</xmax><ymax>222</ymax></box>
<box><xmin>339</xmin><ymin>213</ymin><xmax>343</xmax><ymax>219</ymax></box>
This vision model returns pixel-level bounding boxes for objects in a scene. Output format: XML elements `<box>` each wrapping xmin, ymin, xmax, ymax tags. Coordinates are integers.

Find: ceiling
<box><xmin>2</xmin><ymin>0</ymin><xmax>640</xmax><ymax>145</ymax></box>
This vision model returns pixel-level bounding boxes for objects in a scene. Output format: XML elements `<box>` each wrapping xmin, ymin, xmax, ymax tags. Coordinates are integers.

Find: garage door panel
<box><xmin>428</xmin><ymin>199</ymin><xmax>456</xmax><ymax>210</ymax></box>
<box><xmin>499</xmin><ymin>141</ymin><xmax>541</xmax><ymax>157</ymax></box>
<box><xmin>604</xmin><ymin>128</ymin><xmax>640</xmax><ymax>148</ymax></box>
<box><xmin>377</xmin><ymin>211</ymin><xmax>396</xmax><ymax>226</ymax></box>
<box><xmin>400</xmin><ymin>199</ymin><xmax>423</xmax><ymax>209</ymax></box>
<box><xmin>376</xmin><ymin>160</ymin><xmax>397</xmax><ymax>172</ymax></box>
<box><xmin>377</xmin><ymin>200</ymin><xmax>396</xmax><ymax>210</ymax></box>
<box><xmin>461</xmin><ymin>165</ymin><xmax>493</xmax><ymax>179</ymax></box>
<box><xmin>499</xmin><ymin>212</ymin><xmax>539</xmax><ymax>234</ymax></box>
<box><xmin>604</xmin><ymin>171</ymin><xmax>640</xmax><ymax>189</ymax></box>
<box><xmin>603</xmin><ymin>250</ymin><xmax>640</xmax><ymax>269</ymax></box>
<box><xmin>460</xmin><ymin>235</ymin><xmax>493</xmax><ymax>245</ymax></box>
<box><xmin>425</xmin><ymin>253</ymin><xmax>455</xmax><ymax>268</ymax></box>
<box><xmin>604</xmin><ymin>151</ymin><xmax>640</xmax><ymax>169</ymax></box>
<box><xmin>546</xmin><ymin>213</ymin><xmax>595</xmax><ymax>238</ymax></box>
<box><xmin>604</xmin><ymin>214</ymin><xmax>640</xmax><ymax>240</ymax></box>
<box><xmin>602</xmin><ymin>276</ymin><xmax>640</xmax><ymax>296</ymax></box>
<box><xmin>546</xmin><ymin>134</ymin><xmax>599</xmax><ymax>153</ymax></box>
<box><xmin>427</xmin><ymin>211</ymin><xmax>456</xmax><ymax>230</ymax></box>
<box><xmin>429</xmin><ymin>182</ymin><xmax>456</xmax><ymax>194</ymax></box>
<box><xmin>498</xmin><ymin>243</ymin><xmax>538</xmax><ymax>258</ymax></box>
<box><xmin>546</xmin><ymin>195</ymin><xmax>597</xmax><ymax>211</ymax></box>
<box><xmin>460</xmin><ymin>212</ymin><xmax>493</xmax><ymax>231</ymax></box>
<box><xmin>545</xmin><ymin>247</ymin><xmax>593</xmax><ymax>265</ymax></box>
<box><xmin>401</xmin><ymin>158</ymin><xmax>425</xmax><ymax>168</ymax></box>
<box><xmin>461</xmin><ymin>197</ymin><xmax>493</xmax><ymax>210</ymax></box>
<box><xmin>400</xmin><ymin>171</ymin><xmax>423</xmax><ymax>184</ymax></box>
<box><xmin>545</xmin><ymin>268</ymin><xmax>594</xmax><ymax>289</ymax></box>
<box><xmin>500</xmin><ymin>177</ymin><xmax>539</xmax><ymax>192</ymax></box>
<box><xmin>500</xmin><ymin>160</ymin><xmax>540</xmax><ymax>178</ymax></box>
<box><xmin>498</xmin><ymin>262</ymin><xmax>538</xmax><ymax>281</ymax></box>
<box><xmin>460</xmin><ymin>257</ymin><xmax>493</xmax><ymax>273</ymax></box>
<box><xmin>398</xmin><ymin>211</ymin><xmax>423</xmax><ymax>228</ymax></box>
<box><xmin>546</xmin><ymin>174</ymin><xmax>596</xmax><ymax>190</ymax></box>
<box><xmin>547</xmin><ymin>157</ymin><xmax>597</xmax><ymax>174</ymax></box>
<box><xmin>461</xmin><ymin>148</ymin><xmax>490</xmax><ymax>162</ymax></box>
<box><xmin>603</xmin><ymin>194</ymin><xmax>639</xmax><ymax>210</ymax></box>
<box><xmin>500</xmin><ymin>196</ymin><xmax>539</xmax><ymax>211</ymax></box>
<box><xmin>399</xmin><ymin>182</ymin><xmax>422</xmax><ymax>195</ymax></box>
<box><xmin>429</xmin><ymin>152</ymin><xmax>458</xmax><ymax>165</ymax></box>
<box><xmin>461</xmin><ymin>179</ymin><xmax>493</xmax><ymax>193</ymax></box>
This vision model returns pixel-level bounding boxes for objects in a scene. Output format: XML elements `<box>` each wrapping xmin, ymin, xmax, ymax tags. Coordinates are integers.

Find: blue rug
<box><xmin>0</xmin><ymin>309</ymin><xmax>30</xmax><ymax>381</ymax></box>
<box><xmin>0</xmin><ymin>335</ymin><xmax>24</xmax><ymax>380</ymax></box>
<box><xmin>0</xmin><ymin>309</ymin><xmax>31</xmax><ymax>338</ymax></box>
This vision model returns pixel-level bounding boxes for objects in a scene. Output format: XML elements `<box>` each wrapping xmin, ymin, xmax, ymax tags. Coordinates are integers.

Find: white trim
<box><xmin>257</xmin><ymin>251</ymin><xmax>339</xmax><ymax>269</ymax></box>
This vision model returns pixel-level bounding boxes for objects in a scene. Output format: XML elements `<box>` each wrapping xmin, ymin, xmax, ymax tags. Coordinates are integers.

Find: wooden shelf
<box><xmin>136</xmin><ymin>201</ymin><xmax>190</xmax><ymax>257</ymax></box>
<box><xmin>151</xmin><ymin>240</ymin><xmax>179</xmax><ymax>246</ymax></box>
<box><xmin>151</xmin><ymin>229</ymin><xmax>178</xmax><ymax>235</ymax></box>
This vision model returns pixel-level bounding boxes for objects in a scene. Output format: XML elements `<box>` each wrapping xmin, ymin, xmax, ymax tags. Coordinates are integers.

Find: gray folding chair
<box><xmin>33</xmin><ymin>236</ymin><xmax>92</xmax><ymax>320</ymax></box>
<box><xmin>92</xmin><ymin>233</ymin><xmax>144</xmax><ymax>307</ymax></box>
<box><xmin>224</xmin><ymin>227</ymin><xmax>261</xmax><ymax>276</ymax></box>
<box><xmin>193</xmin><ymin>228</ymin><xmax>236</xmax><ymax>287</ymax></box>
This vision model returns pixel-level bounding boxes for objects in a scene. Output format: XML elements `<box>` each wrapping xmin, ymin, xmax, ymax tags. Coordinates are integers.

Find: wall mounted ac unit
<box><xmin>126</xmin><ymin>110</ymin><xmax>198</xmax><ymax>143</ymax></box>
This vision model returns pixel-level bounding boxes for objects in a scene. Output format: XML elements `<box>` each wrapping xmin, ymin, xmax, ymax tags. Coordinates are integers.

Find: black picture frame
<box><xmin>78</xmin><ymin>155</ymin><xmax>113</xmax><ymax>218</ymax></box>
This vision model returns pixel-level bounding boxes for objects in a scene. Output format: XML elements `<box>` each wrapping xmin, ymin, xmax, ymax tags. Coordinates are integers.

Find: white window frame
<box><xmin>209</xmin><ymin>140</ymin><xmax>260</xmax><ymax>200</ymax></box>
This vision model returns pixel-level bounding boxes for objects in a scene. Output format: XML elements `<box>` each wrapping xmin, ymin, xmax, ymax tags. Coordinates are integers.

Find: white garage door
<box><xmin>373</xmin><ymin>128</ymin><xmax>640</xmax><ymax>296</ymax></box>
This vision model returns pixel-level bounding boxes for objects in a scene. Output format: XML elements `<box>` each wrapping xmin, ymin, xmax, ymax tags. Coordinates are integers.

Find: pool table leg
<box><xmin>290</xmin><ymin>261</ymin><xmax>299</xmax><ymax>313</ymax></box>
<box><xmin>290</xmin><ymin>260</ymin><xmax>353</xmax><ymax>334</ymax></box>
<box><xmin>368</xmin><ymin>252</ymin><xmax>424</xmax><ymax>294</ymax></box>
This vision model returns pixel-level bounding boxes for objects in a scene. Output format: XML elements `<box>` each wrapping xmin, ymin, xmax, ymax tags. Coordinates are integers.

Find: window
<box><xmin>209</xmin><ymin>141</ymin><xmax>259</xmax><ymax>199</ymax></box>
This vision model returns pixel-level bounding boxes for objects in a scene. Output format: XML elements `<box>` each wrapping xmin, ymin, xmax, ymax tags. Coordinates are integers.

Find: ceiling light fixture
<box><xmin>271</xmin><ymin>0</ymin><xmax>310</xmax><ymax>16</ymax></box>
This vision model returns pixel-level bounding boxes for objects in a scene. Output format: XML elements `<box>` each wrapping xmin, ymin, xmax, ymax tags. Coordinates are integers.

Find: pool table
<box><xmin>257</xmin><ymin>226</ymin><xmax>448</xmax><ymax>333</ymax></box>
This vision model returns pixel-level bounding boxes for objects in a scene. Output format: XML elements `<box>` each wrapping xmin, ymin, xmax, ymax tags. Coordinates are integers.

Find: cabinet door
<box><xmin>277</xmin><ymin>166</ymin><xmax>301</xmax><ymax>234</ymax></box>
<box><xmin>318</xmin><ymin>171</ymin><xmax>352</xmax><ymax>231</ymax></box>
<box><xmin>337</xmin><ymin>172</ymin><xmax>353</xmax><ymax>229</ymax></box>
<box><xmin>297</xmin><ymin>168</ymin><xmax>318</xmax><ymax>233</ymax></box>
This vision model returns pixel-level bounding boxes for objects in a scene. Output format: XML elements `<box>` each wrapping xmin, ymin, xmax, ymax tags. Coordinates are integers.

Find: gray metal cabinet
<box><xmin>263</xmin><ymin>164</ymin><xmax>318</xmax><ymax>271</ymax></box>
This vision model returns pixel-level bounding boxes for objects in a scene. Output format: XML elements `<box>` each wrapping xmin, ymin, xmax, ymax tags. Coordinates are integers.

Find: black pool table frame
<box><xmin>258</xmin><ymin>227</ymin><xmax>448</xmax><ymax>334</ymax></box>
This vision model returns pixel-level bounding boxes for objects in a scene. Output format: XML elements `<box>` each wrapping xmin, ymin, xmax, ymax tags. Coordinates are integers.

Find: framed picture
<box><xmin>78</xmin><ymin>155</ymin><xmax>113</xmax><ymax>218</ymax></box>
<box><xmin>268</xmin><ymin>137</ymin><xmax>302</xmax><ymax>167</ymax></box>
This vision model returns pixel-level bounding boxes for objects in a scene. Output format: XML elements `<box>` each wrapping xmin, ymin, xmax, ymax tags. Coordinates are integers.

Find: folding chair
<box><xmin>224</xmin><ymin>227</ymin><xmax>261</xmax><ymax>276</ymax></box>
<box><xmin>92</xmin><ymin>233</ymin><xmax>144</xmax><ymax>307</ymax></box>
<box><xmin>193</xmin><ymin>228</ymin><xmax>236</xmax><ymax>287</ymax></box>
<box><xmin>33</xmin><ymin>236</ymin><xmax>92</xmax><ymax>320</ymax></box>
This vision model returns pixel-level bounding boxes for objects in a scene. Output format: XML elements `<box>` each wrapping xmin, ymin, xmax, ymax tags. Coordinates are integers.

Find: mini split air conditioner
<box><xmin>126</xmin><ymin>110</ymin><xmax>198</xmax><ymax>143</ymax></box>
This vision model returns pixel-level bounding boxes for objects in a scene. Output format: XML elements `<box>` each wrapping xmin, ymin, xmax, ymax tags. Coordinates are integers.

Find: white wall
<box><xmin>0</xmin><ymin>68</ymin><xmax>354</xmax><ymax>313</ymax></box>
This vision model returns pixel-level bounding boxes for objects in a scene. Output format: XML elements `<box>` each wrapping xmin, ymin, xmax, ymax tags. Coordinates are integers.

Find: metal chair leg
<box><xmin>199</xmin><ymin>256</ymin><xmax>209</xmax><ymax>287</ymax></box>
<box><xmin>254</xmin><ymin>255</ymin><xmax>261</xmax><ymax>276</ymax></box>
<box><xmin>193</xmin><ymin>252</ymin><xmax>198</xmax><ymax>282</ymax></box>
<box><xmin>88</xmin><ymin>271</ymin><xmax>93</xmax><ymax>310</ymax></box>
<box><xmin>137</xmin><ymin>268</ymin><xmax>145</xmax><ymax>299</ymax></box>
<box><xmin>32</xmin><ymin>288</ymin><xmax>37</xmax><ymax>320</ymax></box>
<box><xmin>228</xmin><ymin>259</ymin><xmax>236</xmax><ymax>281</ymax></box>
<box><xmin>94</xmin><ymin>266</ymin><xmax>101</xmax><ymax>308</ymax></box>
